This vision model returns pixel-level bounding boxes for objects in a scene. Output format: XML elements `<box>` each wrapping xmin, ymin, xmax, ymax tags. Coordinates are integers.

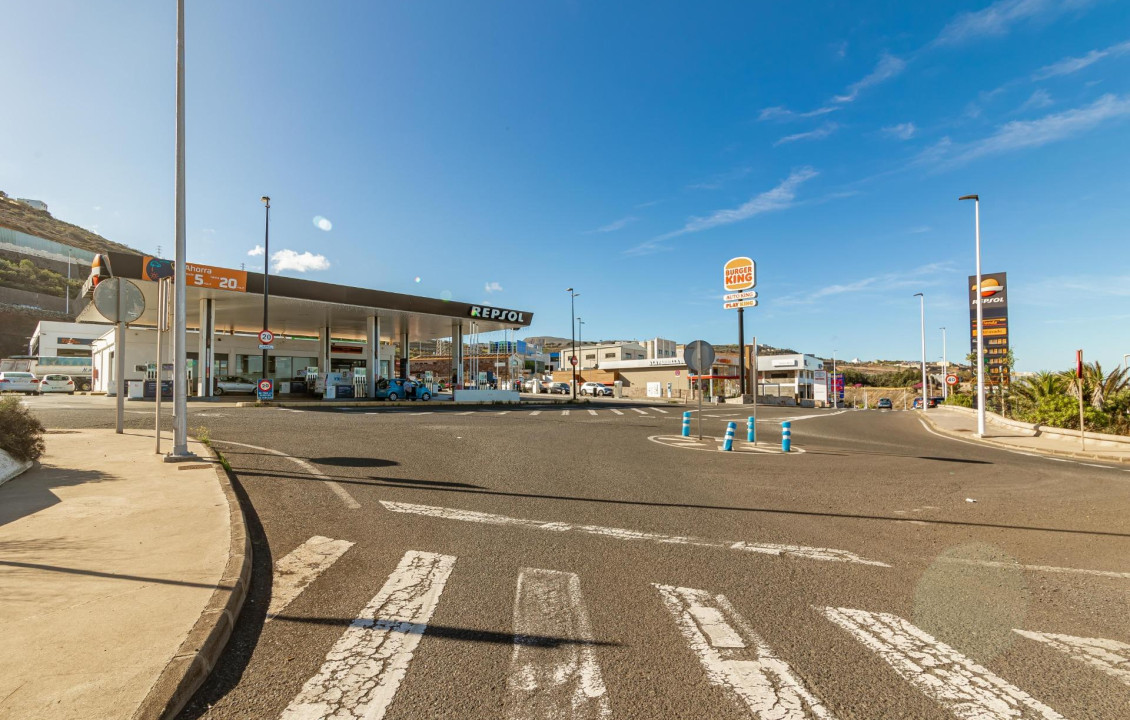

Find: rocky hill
<box><xmin>0</xmin><ymin>191</ymin><xmax>141</xmax><ymax>255</ymax></box>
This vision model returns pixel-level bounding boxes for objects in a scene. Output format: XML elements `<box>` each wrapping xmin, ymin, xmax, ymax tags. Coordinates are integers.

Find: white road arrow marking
<box><xmin>268</xmin><ymin>536</ymin><xmax>354</xmax><ymax>620</ymax></box>
<box><xmin>279</xmin><ymin>550</ymin><xmax>456</xmax><ymax>720</ymax></box>
<box><xmin>821</xmin><ymin>607</ymin><xmax>1064</xmax><ymax>720</ymax></box>
<box><xmin>657</xmin><ymin>585</ymin><xmax>835</xmax><ymax>719</ymax></box>
<box><xmin>505</xmin><ymin>569</ymin><xmax>611</xmax><ymax>719</ymax></box>
<box><xmin>1014</xmin><ymin>630</ymin><xmax>1130</xmax><ymax>686</ymax></box>
<box><xmin>380</xmin><ymin>501</ymin><xmax>888</xmax><ymax>567</ymax></box>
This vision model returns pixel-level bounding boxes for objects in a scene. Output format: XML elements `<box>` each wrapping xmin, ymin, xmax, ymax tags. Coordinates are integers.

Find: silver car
<box><xmin>0</xmin><ymin>372</ymin><xmax>40</xmax><ymax>394</ymax></box>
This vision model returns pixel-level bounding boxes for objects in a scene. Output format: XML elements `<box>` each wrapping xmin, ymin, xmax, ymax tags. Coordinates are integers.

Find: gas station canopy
<box><xmin>76</xmin><ymin>252</ymin><xmax>534</xmax><ymax>339</ymax></box>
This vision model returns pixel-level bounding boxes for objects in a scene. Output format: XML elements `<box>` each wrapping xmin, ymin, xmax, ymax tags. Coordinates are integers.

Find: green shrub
<box><xmin>0</xmin><ymin>396</ymin><xmax>46</xmax><ymax>462</ymax></box>
<box><xmin>945</xmin><ymin>393</ymin><xmax>974</xmax><ymax>408</ymax></box>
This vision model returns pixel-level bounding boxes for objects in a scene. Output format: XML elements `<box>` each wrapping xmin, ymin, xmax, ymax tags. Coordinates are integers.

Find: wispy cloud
<box><xmin>1017</xmin><ymin>88</ymin><xmax>1054</xmax><ymax>112</ymax></box>
<box><xmin>1033</xmin><ymin>38</ymin><xmax>1130</xmax><ymax>78</ymax></box>
<box><xmin>248</xmin><ymin>244</ymin><xmax>264</xmax><ymax>257</ymax></box>
<box><xmin>202</xmin><ymin>228</ymin><xmax>216</xmax><ymax>234</ymax></box>
<box><xmin>271</xmin><ymin>249</ymin><xmax>330</xmax><ymax>273</ymax></box>
<box><xmin>778</xmin><ymin>262</ymin><xmax>956</xmax><ymax>306</ymax></box>
<box><xmin>626</xmin><ymin>167</ymin><xmax>818</xmax><ymax>255</ymax></box>
<box><xmin>484</xmin><ymin>281</ymin><xmax>503</xmax><ymax>294</ymax></box>
<box><xmin>882</xmin><ymin>122</ymin><xmax>917</xmax><ymax>140</ymax></box>
<box><xmin>910</xmin><ymin>225</ymin><xmax>932</xmax><ymax>234</ymax></box>
<box><xmin>832</xmin><ymin>40</ymin><xmax>848</xmax><ymax>59</ymax></box>
<box><xmin>589</xmin><ymin>216</ymin><xmax>637</xmax><ymax>233</ymax></box>
<box><xmin>686</xmin><ymin>166</ymin><xmax>752</xmax><ymax>190</ymax></box>
<box><xmin>774</xmin><ymin>123</ymin><xmax>839</xmax><ymax>146</ymax></box>
<box><xmin>832</xmin><ymin>53</ymin><xmax>906</xmax><ymax>103</ymax></box>
<box><xmin>758</xmin><ymin>105</ymin><xmax>838</xmax><ymax>122</ymax></box>
<box><xmin>924</xmin><ymin>93</ymin><xmax>1130</xmax><ymax>169</ymax></box>
<box><xmin>935</xmin><ymin>0</ymin><xmax>1100</xmax><ymax>46</ymax></box>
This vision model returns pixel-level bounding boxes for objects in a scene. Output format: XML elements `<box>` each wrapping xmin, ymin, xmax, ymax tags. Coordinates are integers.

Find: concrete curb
<box><xmin>919</xmin><ymin>412</ymin><xmax>1130</xmax><ymax>465</ymax></box>
<box><xmin>235</xmin><ymin>398</ymin><xmax>578</xmax><ymax>409</ymax></box>
<box><xmin>130</xmin><ymin>442</ymin><xmax>252</xmax><ymax>720</ymax></box>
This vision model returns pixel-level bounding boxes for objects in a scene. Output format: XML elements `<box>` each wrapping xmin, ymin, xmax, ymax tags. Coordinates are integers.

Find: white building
<box><xmin>757</xmin><ymin>354</ymin><xmax>824</xmax><ymax>401</ymax></box>
<box><xmin>642</xmin><ymin>337</ymin><xmax>677</xmax><ymax>360</ymax></box>
<box><xmin>578</xmin><ymin>341</ymin><xmax>647</xmax><ymax>369</ymax></box>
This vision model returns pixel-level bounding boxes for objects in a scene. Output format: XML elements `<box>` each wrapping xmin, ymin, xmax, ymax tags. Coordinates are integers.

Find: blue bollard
<box><xmin>682</xmin><ymin>411</ymin><xmax>691</xmax><ymax>437</ymax></box>
<box><xmin>747</xmin><ymin>416</ymin><xmax>756</xmax><ymax>443</ymax></box>
<box><xmin>781</xmin><ymin>421</ymin><xmax>792</xmax><ymax>452</ymax></box>
<box><xmin>722</xmin><ymin>421</ymin><xmax>736</xmax><ymax>451</ymax></box>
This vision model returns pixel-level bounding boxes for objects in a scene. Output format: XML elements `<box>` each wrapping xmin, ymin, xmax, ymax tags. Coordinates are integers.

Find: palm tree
<box><xmin>1013</xmin><ymin>371</ymin><xmax>1065</xmax><ymax>404</ymax></box>
<box><xmin>1060</xmin><ymin>362</ymin><xmax>1130</xmax><ymax>410</ymax></box>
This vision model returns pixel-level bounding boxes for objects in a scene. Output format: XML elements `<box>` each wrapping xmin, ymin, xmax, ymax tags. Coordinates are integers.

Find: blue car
<box><xmin>375</xmin><ymin>378</ymin><xmax>431</xmax><ymax>401</ymax></box>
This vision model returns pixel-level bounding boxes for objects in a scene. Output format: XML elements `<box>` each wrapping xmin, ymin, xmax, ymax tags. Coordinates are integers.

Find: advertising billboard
<box><xmin>969</xmin><ymin>272</ymin><xmax>1010</xmax><ymax>385</ymax></box>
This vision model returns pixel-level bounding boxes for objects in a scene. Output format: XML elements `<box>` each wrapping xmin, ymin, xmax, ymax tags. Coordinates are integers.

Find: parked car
<box><xmin>212</xmin><ymin>376</ymin><xmax>257</xmax><ymax>395</ymax></box>
<box><xmin>0</xmin><ymin>372</ymin><xmax>40</xmax><ymax>394</ymax></box>
<box><xmin>375</xmin><ymin>378</ymin><xmax>431</xmax><ymax>401</ymax></box>
<box><xmin>912</xmin><ymin>396</ymin><xmax>942</xmax><ymax>409</ymax></box>
<box><xmin>876</xmin><ymin>398</ymin><xmax>893</xmax><ymax>409</ymax></box>
<box><xmin>579</xmin><ymin>381</ymin><xmax>612</xmax><ymax>397</ymax></box>
<box><xmin>544</xmin><ymin>382</ymin><xmax>570</xmax><ymax>395</ymax></box>
<box><xmin>38</xmin><ymin>374</ymin><xmax>76</xmax><ymax>394</ymax></box>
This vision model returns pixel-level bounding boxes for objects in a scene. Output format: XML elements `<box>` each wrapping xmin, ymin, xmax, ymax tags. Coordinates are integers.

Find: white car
<box><xmin>0</xmin><ymin>372</ymin><xmax>40</xmax><ymax>394</ymax></box>
<box><xmin>579</xmin><ymin>381</ymin><xmax>612</xmax><ymax>397</ymax></box>
<box><xmin>38</xmin><ymin>374</ymin><xmax>76</xmax><ymax>394</ymax></box>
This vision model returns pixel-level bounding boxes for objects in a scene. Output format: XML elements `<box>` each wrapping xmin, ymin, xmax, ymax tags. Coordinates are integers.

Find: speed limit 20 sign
<box><xmin>258</xmin><ymin>330</ymin><xmax>275</xmax><ymax>349</ymax></box>
<box><xmin>257</xmin><ymin>379</ymin><xmax>274</xmax><ymax>401</ymax></box>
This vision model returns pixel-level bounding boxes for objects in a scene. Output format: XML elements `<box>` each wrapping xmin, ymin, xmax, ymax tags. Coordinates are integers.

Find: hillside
<box><xmin>0</xmin><ymin>191</ymin><xmax>142</xmax><ymax>255</ymax></box>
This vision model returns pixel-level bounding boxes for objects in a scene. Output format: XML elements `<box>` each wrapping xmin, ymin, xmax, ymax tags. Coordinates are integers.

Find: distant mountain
<box><xmin>0</xmin><ymin>191</ymin><xmax>142</xmax><ymax>256</ymax></box>
<box><xmin>524</xmin><ymin>336</ymin><xmax>572</xmax><ymax>347</ymax></box>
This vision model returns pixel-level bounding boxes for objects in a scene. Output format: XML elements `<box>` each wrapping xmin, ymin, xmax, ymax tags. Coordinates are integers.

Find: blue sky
<box><xmin>3</xmin><ymin>1</ymin><xmax>1129</xmax><ymax>371</ymax></box>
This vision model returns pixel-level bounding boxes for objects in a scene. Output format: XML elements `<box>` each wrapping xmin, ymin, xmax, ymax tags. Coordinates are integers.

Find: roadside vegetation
<box><xmin>0</xmin><ymin>257</ymin><xmax>84</xmax><ymax>298</ymax></box>
<box><xmin>0</xmin><ymin>395</ymin><xmax>46</xmax><ymax>462</ymax></box>
<box><xmin>946</xmin><ymin>362</ymin><xmax>1130</xmax><ymax>435</ymax></box>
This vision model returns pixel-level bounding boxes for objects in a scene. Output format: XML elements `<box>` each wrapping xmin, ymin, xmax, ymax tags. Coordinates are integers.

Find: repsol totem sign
<box><xmin>469</xmin><ymin>305</ymin><xmax>527</xmax><ymax>323</ymax></box>
<box><xmin>968</xmin><ymin>272</ymin><xmax>1010</xmax><ymax>385</ymax></box>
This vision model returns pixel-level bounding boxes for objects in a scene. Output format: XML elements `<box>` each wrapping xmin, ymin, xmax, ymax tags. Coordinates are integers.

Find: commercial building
<box><xmin>757</xmin><ymin>354</ymin><xmax>824</xmax><ymax>402</ymax></box>
<box><xmin>76</xmin><ymin>251</ymin><xmax>533</xmax><ymax>398</ymax></box>
<box><xmin>577</xmin><ymin>341</ymin><xmax>647</xmax><ymax>369</ymax></box>
<box><xmin>643</xmin><ymin>337</ymin><xmax>677</xmax><ymax>360</ymax></box>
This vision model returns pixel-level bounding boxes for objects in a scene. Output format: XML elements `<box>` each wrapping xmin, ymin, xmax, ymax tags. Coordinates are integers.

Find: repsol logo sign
<box><xmin>470</xmin><ymin>306</ymin><xmax>526</xmax><ymax>323</ymax></box>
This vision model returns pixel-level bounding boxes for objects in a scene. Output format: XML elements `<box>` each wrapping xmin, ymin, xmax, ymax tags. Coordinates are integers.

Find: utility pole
<box><xmin>169</xmin><ymin>0</ymin><xmax>191</xmax><ymax>459</ymax></box>
<box><xmin>960</xmin><ymin>194</ymin><xmax>986</xmax><ymax>436</ymax></box>
<box><xmin>915</xmin><ymin>293</ymin><xmax>927</xmax><ymax>411</ymax></box>
<box><xmin>940</xmin><ymin>327</ymin><xmax>948</xmax><ymax>400</ymax></box>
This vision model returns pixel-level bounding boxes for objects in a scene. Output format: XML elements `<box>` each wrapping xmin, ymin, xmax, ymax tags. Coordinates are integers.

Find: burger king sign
<box><xmin>723</xmin><ymin>256</ymin><xmax>756</xmax><ymax>292</ymax></box>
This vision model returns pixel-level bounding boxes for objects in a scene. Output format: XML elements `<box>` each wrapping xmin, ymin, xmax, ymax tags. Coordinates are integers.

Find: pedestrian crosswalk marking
<box><xmin>650</xmin><ymin>407</ymin><xmax>669</xmax><ymax>413</ymax></box>
<box><xmin>657</xmin><ymin>585</ymin><xmax>835</xmax><ymax>719</ymax></box>
<box><xmin>268</xmin><ymin>536</ymin><xmax>354</xmax><ymax>621</ymax></box>
<box><xmin>498</xmin><ymin>411</ymin><xmax>511</xmax><ymax>415</ymax></box>
<box><xmin>610</xmin><ymin>409</ymin><xmax>624</xmax><ymax>415</ymax></box>
<box><xmin>631</xmin><ymin>408</ymin><xmax>649</xmax><ymax>415</ymax></box>
<box><xmin>821</xmin><ymin>607</ymin><xmax>1064</xmax><ymax>720</ymax></box>
<box><xmin>456</xmin><ymin>411</ymin><xmax>475</xmax><ymax>415</ymax></box>
<box><xmin>562</xmin><ymin>409</ymin><xmax>570</xmax><ymax>416</ymax></box>
<box><xmin>279</xmin><ymin>550</ymin><xmax>457</xmax><ymax>720</ymax></box>
<box><xmin>588</xmin><ymin>409</ymin><xmax>598</xmax><ymax>416</ymax></box>
<box><xmin>505</xmin><ymin>569</ymin><xmax>611</xmax><ymax>719</ymax></box>
<box><xmin>530</xmin><ymin>410</ymin><xmax>541</xmax><ymax>416</ymax></box>
<box><xmin>1014</xmin><ymin>630</ymin><xmax>1130</xmax><ymax>686</ymax></box>
<box><xmin>379</xmin><ymin>500</ymin><xmax>889</xmax><ymax>567</ymax></box>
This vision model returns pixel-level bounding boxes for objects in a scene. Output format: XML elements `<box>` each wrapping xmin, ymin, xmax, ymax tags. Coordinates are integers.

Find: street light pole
<box><xmin>577</xmin><ymin>318</ymin><xmax>584</xmax><ymax>368</ymax></box>
<box><xmin>832</xmin><ymin>350</ymin><xmax>837</xmax><ymax>408</ymax></box>
<box><xmin>260</xmin><ymin>196</ymin><xmax>270</xmax><ymax>386</ymax></box>
<box><xmin>915</xmin><ymin>293</ymin><xmax>927</xmax><ymax>411</ymax></box>
<box><xmin>960</xmin><ymin>194</ymin><xmax>985</xmax><ymax>436</ymax></box>
<box><xmin>567</xmin><ymin>288</ymin><xmax>579</xmax><ymax>400</ymax></box>
<box><xmin>940</xmin><ymin>327</ymin><xmax>948</xmax><ymax>400</ymax></box>
<box><xmin>1124</xmin><ymin>353</ymin><xmax>1129</xmax><ymax>370</ymax></box>
<box><xmin>169</xmin><ymin>0</ymin><xmax>191</xmax><ymax>458</ymax></box>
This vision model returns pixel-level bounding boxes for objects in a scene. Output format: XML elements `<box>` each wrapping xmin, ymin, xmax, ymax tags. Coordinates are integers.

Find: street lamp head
<box><xmin>958</xmin><ymin>194</ymin><xmax>979</xmax><ymax>202</ymax></box>
<box><xmin>913</xmin><ymin>292</ymin><xmax>924</xmax><ymax>298</ymax></box>
<box><xmin>261</xmin><ymin>196</ymin><xmax>270</xmax><ymax>207</ymax></box>
<box><xmin>566</xmin><ymin>287</ymin><xmax>573</xmax><ymax>292</ymax></box>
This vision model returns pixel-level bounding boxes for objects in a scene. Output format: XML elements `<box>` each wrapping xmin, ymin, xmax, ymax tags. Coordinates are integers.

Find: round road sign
<box><xmin>684</xmin><ymin>340</ymin><xmax>715</xmax><ymax>375</ymax></box>
<box><xmin>92</xmin><ymin>277</ymin><xmax>146</xmax><ymax>324</ymax></box>
<box><xmin>258</xmin><ymin>379</ymin><xmax>273</xmax><ymax>392</ymax></box>
<box><xmin>945</xmin><ymin>373</ymin><xmax>959</xmax><ymax>386</ymax></box>
<box><xmin>569</xmin><ymin>356</ymin><xmax>578</xmax><ymax>366</ymax></box>
<box><xmin>259</xmin><ymin>330</ymin><xmax>275</xmax><ymax>345</ymax></box>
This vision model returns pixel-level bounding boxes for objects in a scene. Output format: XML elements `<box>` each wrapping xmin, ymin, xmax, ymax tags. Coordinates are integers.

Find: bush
<box><xmin>945</xmin><ymin>393</ymin><xmax>974</xmax><ymax>408</ymax></box>
<box><xmin>0</xmin><ymin>396</ymin><xmax>46</xmax><ymax>462</ymax></box>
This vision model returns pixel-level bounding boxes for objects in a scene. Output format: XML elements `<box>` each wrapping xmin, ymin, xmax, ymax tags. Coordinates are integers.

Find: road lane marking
<box><xmin>610</xmin><ymin>409</ymin><xmax>624</xmax><ymax>415</ymax></box>
<box><xmin>821</xmin><ymin>607</ymin><xmax>1064</xmax><ymax>720</ymax></box>
<box><xmin>498</xmin><ymin>411</ymin><xmax>511</xmax><ymax>415</ymax></box>
<box><xmin>456</xmin><ymin>411</ymin><xmax>476</xmax><ymax>415</ymax></box>
<box><xmin>656</xmin><ymin>585</ymin><xmax>835</xmax><ymax>719</ymax></box>
<box><xmin>380</xmin><ymin>501</ymin><xmax>888</xmax><ymax>567</ymax></box>
<box><xmin>649</xmin><ymin>407</ymin><xmax>669</xmax><ymax>413</ymax></box>
<box><xmin>530</xmin><ymin>411</ymin><xmax>541</xmax><ymax>416</ymax></box>
<box><xmin>410</xmin><ymin>411</ymin><xmax>434</xmax><ymax>416</ymax></box>
<box><xmin>213</xmin><ymin>440</ymin><xmax>361</xmax><ymax>510</ymax></box>
<box><xmin>280</xmin><ymin>550</ymin><xmax>457</xmax><ymax>720</ymax></box>
<box><xmin>917</xmin><ymin>417</ymin><xmax>1130</xmax><ymax>472</ymax></box>
<box><xmin>939</xmin><ymin>556</ymin><xmax>1130</xmax><ymax>580</ymax></box>
<box><xmin>267</xmin><ymin>536</ymin><xmax>355</xmax><ymax>621</ymax></box>
<box><xmin>631</xmin><ymin>408</ymin><xmax>649</xmax><ymax>415</ymax></box>
<box><xmin>1014</xmin><ymin>630</ymin><xmax>1130</xmax><ymax>686</ymax></box>
<box><xmin>562</xmin><ymin>409</ymin><xmax>570</xmax><ymax>416</ymax></box>
<box><xmin>505</xmin><ymin>569</ymin><xmax>610</xmax><ymax>719</ymax></box>
<box><xmin>588</xmin><ymin>409</ymin><xmax>598</xmax><ymax>416</ymax></box>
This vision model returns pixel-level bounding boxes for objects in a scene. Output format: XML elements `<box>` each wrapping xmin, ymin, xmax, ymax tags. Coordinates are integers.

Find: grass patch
<box><xmin>192</xmin><ymin>425</ymin><xmax>211</xmax><ymax>446</ymax></box>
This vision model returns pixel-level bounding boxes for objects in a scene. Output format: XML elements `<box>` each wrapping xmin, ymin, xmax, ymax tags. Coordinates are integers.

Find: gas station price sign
<box><xmin>142</xmin><ymin>256</ymin><xmax>247</xmax><ymax>292</ymax></box>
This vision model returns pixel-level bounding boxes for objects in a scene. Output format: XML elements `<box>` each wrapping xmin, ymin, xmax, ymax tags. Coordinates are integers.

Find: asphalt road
<box><xmin>23</xmin><ymin>395</ymin><xmax>1130</xmax><ymax>719</ymax></box>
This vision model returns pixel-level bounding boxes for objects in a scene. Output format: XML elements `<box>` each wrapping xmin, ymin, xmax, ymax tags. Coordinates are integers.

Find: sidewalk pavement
<box><xmin>0</xmin><ymin>429</ymin><xmax>249</xmax><ymax>720</ymax></box>
<box><xmin>920</xmin><ymin>406</ymin><xmax>1130</xmax><ymax>464</ymax></box>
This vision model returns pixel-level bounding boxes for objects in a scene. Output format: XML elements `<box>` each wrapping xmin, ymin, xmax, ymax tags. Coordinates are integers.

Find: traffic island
<box><xmin>648</xmin><ymin>434</ymin><xmax>805</xmax><ymax>454</ymax></box>
<box><xmin>0</xmin><ymin>429</ymin><xmax>248</xmax><ymax>720</ymax></box>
